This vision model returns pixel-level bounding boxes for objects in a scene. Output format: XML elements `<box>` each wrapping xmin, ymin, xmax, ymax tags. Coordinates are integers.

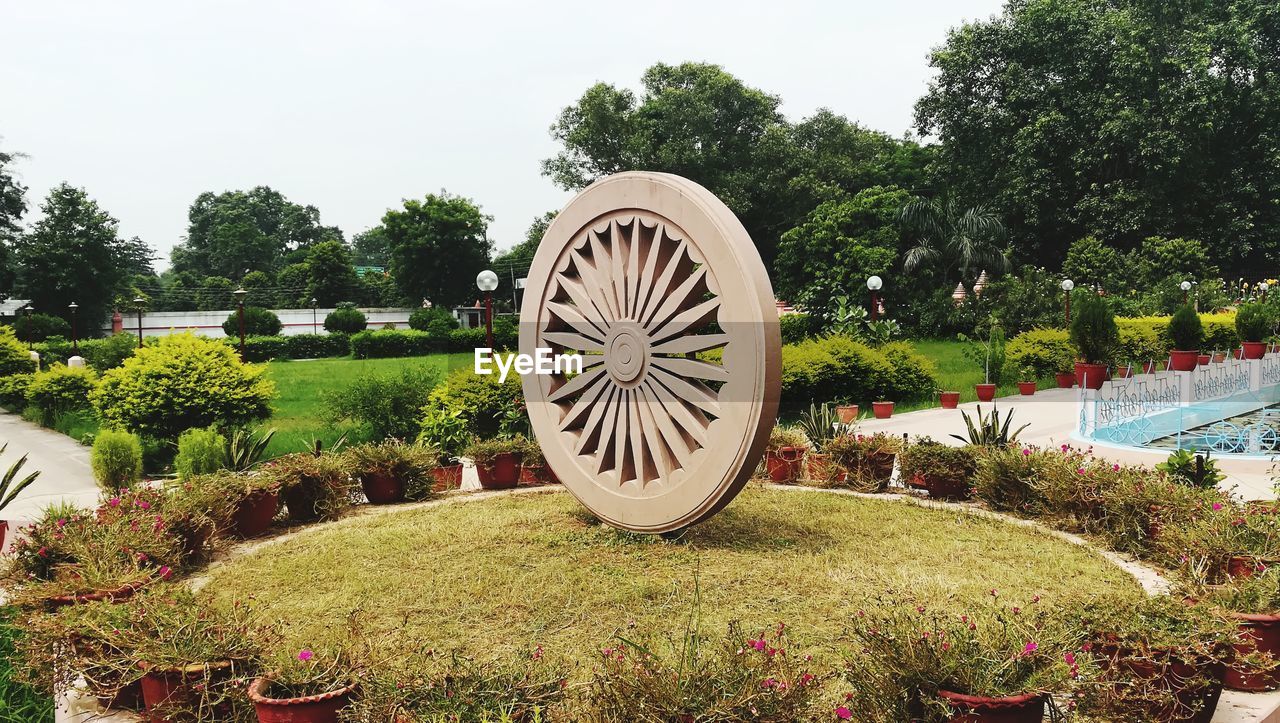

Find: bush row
<box><xmin>780</xmin><ymin>336</ymin><xmax>936</xmax><ymax>407</ymax></box>
<box><xmin>350</xmin><ymin>325</ymin><xmax>517</xmax><ymax>359</ymax></box>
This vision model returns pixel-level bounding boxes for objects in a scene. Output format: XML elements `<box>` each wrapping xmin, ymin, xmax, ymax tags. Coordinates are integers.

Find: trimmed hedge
<box><xmin>32</xmin><ymin>334</ymin><xmax>139</xmax><ymax>371</ymax></box>
<box><xmin>349</xmin><ymin>327</ymin><xmax>513</xmax><ymax>359</ymax></box>
<box><xmin>1003</xmin><ymin>328</ymin><xmax>1074</xmax><ymax>379</ymax></box>
<box><xmin>779</xmin><ymin>335</ymin><xmax>935</xmax><ymax>408</ymax></box>
<box><xmin>1116</xmin><ymin>312</ymin><xmax>1237</xmax><ymax>353</ymax></box>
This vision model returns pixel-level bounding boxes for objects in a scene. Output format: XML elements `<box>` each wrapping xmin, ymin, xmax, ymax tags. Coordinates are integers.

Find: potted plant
<box><xmin>249</xmin><ymin>646</ymin><xmax>358</xmax><ymax>722</ymax></box>
<box><xmin>518</xmin><ymin>436</ymin><xmax>556</xmax><ymax>485</ymax></box>
<box><xmin>344</xmin><ymin>441</ymin><xmax>438</xmax><ymax>505</ymax></box>
<box><xmin>835</xmin><ymin>402</ymin><xmax>859</xmax><ymax>424</ymax></box>
<box><xmin>797</xmin><ymin>402</ymin><xmax>849</xmax><ymax>483</ymax></box>
<box><xmin>960</xmin><ymin>321</ymin><xmax>1005</xmax><ymax>402</ymax></box>
<box><xmin>1185</xmin><ymin>570</ymin><xmax>1280</xmax><ymax>692</ymax></box>
<box><xmin>844</xmin><ymin>600</ymin><xmax>1085</xmax><ymax>722</ymax></box>
<box><xmin>1143</xmin><ymin>359</ymin><xmax>1161</xmax><ymax>374</ymax></box>
<box><xmin>1055</xmin><ymin>367</ymin><xmax>1077</xmax><ymax>388</ymax></box>
<box><xmin>1159</xmin><ymin>502</ymin><xmax>1280</xmax><ymax>584</ymax></box>
<box><xmin>264</xmin><ymin>453</ymin><xmax>354</xmax><ymax>522</ymax></box>
<box><xmin>763</xmin><ymin>425</ymin><xmax>808</xmax><ymax>483</ymax></box>
<box><xmin>418</xmin><ymin>407</ymin><xmax>469</xmax><ymax>491</ymax></box>
<box><xmin>0</xmin><ymin>442</ymin><xmax>40</xmax><ymax>552</ymax></box>
<box><xmin>1169</xmin><ymin>304</ymin><xmax>1205</xmax><ymax>371</ymax></box>
<box><xmin>1237</xmin><ymin>303</ymin><xmax>1272</xmax><ymax>360</ymax></box>
<box><xmin>824</xmin><ymin>433</ymin><xmax>902</xmax><ymax>492</ymax></box>
<box><xmin>938</xmin><ymin>389</ymin><xmax>960</xmax><ymax>409</ymax></box>
<box><xmin>1114</xmin><ymin>360</ymin><xmax>1134</xmax><ymax>378</ymax></box>
<box><xmin>1069</xmin><ymin>293</ymin><xmax>1119</xmax><ymax>389</ymax></box>
<box><xmin>898</xmin><ymin>438</ymin><xmax>978</xmax><ymax>500</ymax></box>
<box><xmin>1016</xmin><ymin>365</ymin><xmax>1037</xmax><ymax>396</ymax></box>
<box><xmin>466</xmin><ymin>437</ymin><xmax>526</xmax><ymax>490</ymax></box>
<box><xmin>872</xmin><ymin>400</ymin><xmax>894</xmax><ymax>419</ymax></box>
<box><xmin>223</xmin><ymin>473</ymin><xmax>282</xmax><ymax>539</ymax></box>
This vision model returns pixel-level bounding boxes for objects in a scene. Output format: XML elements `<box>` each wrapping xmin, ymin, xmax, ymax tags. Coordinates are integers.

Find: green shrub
<box><xmin>91</xmin><ymin>333</ymin><xmax>275</xmax><ymax>440</ymax></box>
<box><xmin>13</xmin><ymin>313</ymin><xmax>71</xmax><ymax>343</ymax></box>
<box><xmin>425</xmin><ymin>367</ymin><xmax>523</xmax><ymax>438</ymax></box>
<box><xmin>222</xmin><ymin>306</ymin><xmax>282</xmax><ymax>337</ymax></box>
<box><xmin>1168</xmin><ymin>304</ymin><xmax>1204</xmax><ymax>351</ymax></box>
<box><xmin>81</xmin><ymin>333</ymin><xmax>139</xmax><ymax>371</ymax></box>
<box><xmin>779</xmin><ymin>336</ymin><xmax>893</xmax><ymax>408</ymax></box>
<box><xmin>1069</xmin><ymin>294</ymin><xmax>1118</xmax><ymax>364</ymax></box>
<box><xmin>1116</xmin><ymin>323</ymin><xmax>1161</xmax><ymax>364</ymax></box>
<box><xmin>174</xmin><ymin>426</ymin><xmax>228</xmax><ymax>479</ymax></box>
<box><xmin>345</xmin><ymin>441</ymin><xmax>438</xmax><ymax>501</ymax></box>
<box><xmin>235</xmin><ymin>335</ymin><xmax>289</xmax><ymax>362</ymax></box>
<box><xmin>31</xmin><ymin>337</ymin><xmax>73</xmax><ymax>365</ymax></box>
<box><xmin>878</xmin><ymin>341</ymin><xmax>937</xmax><ymax>402</ymax></box>
<box><xmin>0</xmin><ymin>373</ymin><xmax>33</xmax><ymax>410</ymax></box>
<box><xmin>1003</xmin><ymin>328</ymin><xmax>1074</xmax><ymax>379</ymax></box>
<box><xmin>350</xmin><ymin>329</ymin><xmax>438</xmax><ymax>359</ymax></box>
<box><xmin>408</xmin><ymin>307</ymin><xmax>460</xmax><ymax>335</ymax></box>
<box><xmin>492</xmin><ymin>315</ymin><xmax>518</xmax><ymax>349</ymax></box>
<box><xmin>284</xmin><ymin>332</ymin><xmax>349</xmax><ymax>359</ymax></box>
<box><xmin>90</xmin><ymin>428</ymin><xmax>143</xmax><ymax>490</ymax></box>
<box><xmin>448</xmin><ymin>327</ymin><xmax>487</xmax><ymax>351</ymax></box>
<box><xmin>1236</xmin><ymin>302</ymin><xmax>1272</xmax><ymax>343</ymax></box>
<box><xmin>322</xmin><ymin>366</ymin><xmax>443</xmax><ymax>441</ymax></box>
<box><xmin>0</xmin><ymin>326</ymin><xmax>35</xmax><ymax>377</ymax></box>
<box><xmin>267</xmin><ymin>452</ymin><xmax>354</xmax><ymax>521</ymax></box>
<box><xmin>324</xmin><ymin>306</ymin><xmax>367</xmax><ymax>334</ymax></box>
<box><xmin>25</xmin><ymin>364</ymin><xmax>98</xmax><ymax>424</ymax></box>
<box><xmin>958</xmin><ymin>324</ymin><xmax>1007</xmax><ymax>384</ymax></box>
<box><xmin>778</xmin><ymin>313</ymin><xmax>813</xmax><ymax>344</ymax></box>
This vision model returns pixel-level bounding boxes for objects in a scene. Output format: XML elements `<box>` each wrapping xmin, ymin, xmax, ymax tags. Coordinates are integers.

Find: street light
<box><xmin>476</xmin><ymin>269</ymin><xmax>499</xmax><ymax>349</ymax></box>
<box><xmin>310</xmin><ymin>297</ymin><xmax>318</xmax><ymax>335</ymax></box>
<box><xmin>1061</xmin><ymin>279</ymin><xmax>1074</xmax><ymax>325</ymax></box>
<box><xmin>68</xmin><ymin>302</ymin><xmax>79</xmax><ymax>355</ymax></box>
<box><xmin>133</xmin><ymin>297</ymin><xmax>146</xmax><ymax>349</ymax></box>
<box><xmin>866</xmin><ymin>275</ymin><xmax>883</xmax><ymax>321</ymax></box>
<box><xmin>233</xmin><ymin>287</ymin><xmax>248</xmax><ymax>360</ymax></box>
<box><xmin>1180</xmin><ymin>280</ymin><xmax>1192</xmax><ymax>305</ymax></box>
<box><xmin>1260</xmin><ymin>282</ymin><xmax>1270</xmax><ymax>303</ymax></box>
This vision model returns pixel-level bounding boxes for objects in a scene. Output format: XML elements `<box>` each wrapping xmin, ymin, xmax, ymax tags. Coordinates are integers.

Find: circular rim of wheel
<box><xmin>519</xmin><ymin>172</ymin><xmax>781</xmax><ymax>533</ymax></box>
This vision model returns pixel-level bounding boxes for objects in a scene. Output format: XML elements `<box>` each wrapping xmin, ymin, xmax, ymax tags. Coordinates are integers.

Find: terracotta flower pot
<box><xmin>476</xmin><ymin>452</ymin><xmax>521</xmax><ymax>489</ymax></box>
<box><xmin>139</xmin><ymin>660</ymin><xmax>233</xmax><ymax>723</ymax></box>
<box><xmin>805</xmin><ymin>452</ymin><xmax>846</xmax><ymax>484</ymax></box>
<box><xmin>765</xmin><ymin>447</ymin><xmax>804</xmax><ymax>482</ymax></box>
<box><xmin>46</xmin><ymin>570</ymin><xmax>170</xmax><ymax>610</ymax></box>
<box><xmin>0</xmin><ymin>520</ymin><xmax>7</xmax><ymax>554</ymax></box>
<box><xmin>520</xmin><ymin>465</ymin><xmax>541</xmax><ymax>484</ymax></box>
<box><xmin>1054</xmin><ymin>372</ymin><xmax>1076</xmax><ymax>388</ymax></box>
<box><xmin>1103</xmin><ymin>650</ymin><xmax>1224</xmax><ymax>723</ymax></box>
<box><xmin>1197</xmin><ymin>354</ymin><xmax>1211</xmax><ymax>366</ymax></box>
<box><xmin>231</xmin><ymin>489</ymin><xmax>278</xmax><ymax>539</ymax></box>
<box><xmin>1143</xmin><ymin>361</ymin><xmax>1159</xmax><ymax>374</ymax></box>
<box><xmin>936</xmin><ymin>689</ymin><xmax>1045</xmax><ymax>723</ymax></box>
<box><xmin>1168</xmin><ymin>350</ymin><xmax>1199</xmax><ymax>371</ymax></box>
<box><xmin>1074</xmin><ymin>362</ymin><xmax>1107</xmax><ymax>390</ymax></box>
<box><xmin>248</xmin><ymin>677</ymin><xmax>357</xmax><ymax>723</ymax></box>
<box><xmin>910</xmin><ymin>473</ymin><xmax>970</xmax><ymax>501</ymax></box>
<box><xmin>360</xmin><ymin>471</ymin><xmax>404</xmax><ymax>504</ymax></box>
<box><xmin>1243</xmin><ymin>341</ymin><xmax>1267</xmax><ymax>360</ymax></box>
<box><xmin>432</xmin><ymin>464</ymin><xmax>463</xmax><ymax>492</ymax></box>
<box><xmin>975</xmin><ymin>383</ymin><xmax>996</xmax><ymax>401</ymax></box>
<box><xmin>835</xmin><ymin>404</ymin><xmax>859</xmax><ymax>423</ymax></box>
<box><xmin>1017</xmin><ymin>381</ymin><xmax>1037</xmax><ymax>396</ymax></box>
<box><xmin>1224</xmin><ymin>612</ymin><xmax>1280</xmax><ymax>692</ymax></box>
<box><xmin>1227</xmin><ymin>555</ymin><xmax>1276</xmax><ymax>580</ymax></box>
<box><xmin>1115</xmin><ymin>365</ymin><xmax>1133</xmax><ymax>378</ymax></box>
<box><xmin>282</xmin><ymin>483</ymin><xmax>325</xmax><ymax>523</ymax></box>
<box><xmin>939</xmin><ymin>391</ymin><xmax>960</xmax><ymax>409</ymax></box>
<box><xmin>872</xmin><ymin>401</ymin><xmax>894</xmax><ymax>419</ymax></box>
<box><xmin>98</xmin><ymin>679</ymin><xmax>144</xmax><ymax>711</ymax></box>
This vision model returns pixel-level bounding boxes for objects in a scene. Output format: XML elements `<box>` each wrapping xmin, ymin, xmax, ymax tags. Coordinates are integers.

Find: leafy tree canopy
<box><xmin>383</xmin><ymin>192</ymin><xmax>493</xmax><ymax>308</ymax></box>
<box><xmin>306</xmin><ymin>240</ymin><xmax>359</xmax><ymax>307</ymax></box>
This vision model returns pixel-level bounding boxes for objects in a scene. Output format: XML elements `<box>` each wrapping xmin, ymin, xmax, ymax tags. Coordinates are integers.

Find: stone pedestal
<box><xmin>67</xmin><ymin>356</ymin><xmax>85</xmax><ymax>368</ymax></box>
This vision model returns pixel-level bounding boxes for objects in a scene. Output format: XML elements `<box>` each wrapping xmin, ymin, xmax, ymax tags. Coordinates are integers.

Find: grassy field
<box><xmin>261</xmin><ymin>353</ymin><xmax>472</xmax><ymax>457</ymax></box>
<box><xmin>204</xmin><ymin>487</ymin><xmax>1143</xmax><ymax>683</ymax></box>
<box><xmin>894</xmin><ymin>339</ymin><xmax>1051</xmax><ymax>414</ymax></box>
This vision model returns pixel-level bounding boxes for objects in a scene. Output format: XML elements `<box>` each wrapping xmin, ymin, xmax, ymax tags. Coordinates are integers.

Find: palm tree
<box><xmin>900</xmin><ymin>197</ymin><xmax>1009</xmax><ymax>285</ymax></box>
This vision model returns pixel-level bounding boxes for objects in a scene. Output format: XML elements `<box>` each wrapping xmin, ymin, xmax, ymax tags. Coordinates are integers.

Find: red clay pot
<box><xmin>1054</xmin><ymin>372</ymin><xmax>1076</xmax><ymax>388</ymax></box>
<box><xmin>248</xmin><ymin>677</ymin><xmax>357</xmax><ymax>723</ymax></box>
<box><xmin>1170</xmin><ymin>350</ymin><xmax>1200</xmax><ymax>371</ymax></box>
<box><xmin>975</xmin><ymin>383</ymin><xmax>996</xmax><ymax>401</ymax></box>
<box><xmin>231</xmin><ymin>489</ymin><xmax>278</xmax><ymax>539</ymax></box>
<box><xmin>1017</xmin><ymin>381</ymin><xmax>1037</xmax><ymax>396</ymax></box>
<box><xmin>910</xmin><ymin>473</ymin><xmax>971</xmax><ymax>501</ymax></box>
<box><xmin>0</xmin><ymin>520</ymin><xmax>7</xmax><ymax>554</ymax></box>
<box><xmin>765</xmin><ymin>448</ymin><xmax>805</xmax><ymax>482</ymax></box>
<box><xmin>939</xmin><ymin>391</ymin><xmax>960</xmax><ymax>409</ymax></box>
<box><xmin>936</xmin><ymin>689</ymin><xmax>1045</xmax><ymax>723</ymax></box>
<box><xmin>139</xmin><ymin>661</ymin><xmax>233</xmax><ymax>723</ymax></box>
<box><xmin>98</xmin><ymin>679</ymin><xmax>144</xmax><ymax>711</ymax></box>
<box><xmin>432</xmin><ymin>464</ymin><xmax>463</xmax><ymax>492</ymax></box>
<box><xmin>360</xmin><ymin>471</ymin><xmax>404</xmax><ymax>504</ymax></box>
<box><xmin>1074</xmin><ymin>362</ymin><xmax>1107</xmax><ymax>390</ymax></box>
<box><xmin>1115</xmin><ymin>365</ymin><xmax>1134</xmax><ymax>378</ymax></box>
<box><xmin>1224</xmin><ymin>613</ymin><xmax>1280</xmax><ymax>691</ymax></box>
<box><xmin>836</xmin><ymin>404</ymin><xmax>859</xmax><ymax>423</ymax></box>
<box><xmin>1143</xmin><ymin>361</ymin><xmax>1160</xmax><ymax>374</ymax></box>
<box><xmin>476</xmin><ymin>452</ymin><xmax>521</xmax><ymax>490</ymax></box>
<box><xmin>1243</xmin><ymin>341</ymin><xmax>1267</xmax><ymax>360</ymax></box>
<box><xmin>1227</xmin><ymin>555</ymin><xmax>1277</xmax><ymax>580</ymax></box>
<box><xmin>804</xmin><ymin>453</ymin><xmax>847</xmax><ymax>483</ymax></box>
<box><xmin>1103</xmin><ymin>651</ymin><xmax>1224</xmax><ymax>723</ymax></box>
<box><xmin>872</xmin><ymin>401</ymin><xmax>894</xmax><ymax>418</ymax></box>
<box><xmin>1198</xmin><ymin>354</ymin><xmax>1212</xmax><ymax>366</ymax></box>
<box><xmin>46</xmin><ymin>570</ymin><xmax>170</xmax><ymax>610</ymax></box>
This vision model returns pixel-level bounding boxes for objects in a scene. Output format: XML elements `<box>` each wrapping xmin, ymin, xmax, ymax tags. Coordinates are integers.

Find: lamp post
<box><xmin>476</xmin><ymin>269</ymin><xmax>499</xmax><ymax>349</ymax></box>
<box><xmin>68</xmin><ymin>302</ymin><xmax>79</xmax><ymax>355</ymax></box>
<box><xmin>310</xmin><ymin>297</ymin><xmax>318</xmax><ymax>335</ymax></box>
<box><xmin>1261</xmin><ymin>282</ymin><xmax>1270</xmax><ymax>303</ymax></box>
<box><xmin>1180</xmin><ymin>280</ymin><xmax>1192</xmax><ymax>305</ymax></box>
<box><xmin>233</xmin><ymin>287</ymin><xmax>248</xmax><ymax>360</ymax></box>
<box><xmin>866</xmin><ymin>275</ymin><xmax>883</xmax><ymax>321</ymax></box>
<box><xmin>1060</xmin><ymin>279</ymin><xmax>1074</xmax><ymax>325</ymax></box>
<box><xmin>133</xmin><ymin>297</ymin><xmax>146</xmax><ymax>348</ymax></box>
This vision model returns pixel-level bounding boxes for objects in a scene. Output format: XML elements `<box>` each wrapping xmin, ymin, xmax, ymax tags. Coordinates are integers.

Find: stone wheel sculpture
<box><xmin>519</xmin><ymin>172</ymin><xmax>781</xmax><ymax>533</ymax></box>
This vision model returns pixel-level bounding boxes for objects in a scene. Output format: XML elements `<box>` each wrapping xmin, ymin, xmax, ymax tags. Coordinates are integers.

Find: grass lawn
<box><xmin>893</xmin><ymin>339</ymin><xmax>1053</xmax><ymax>414</ymax></box>
<box><xmin>204</xmin><ymin>486</ymin><xmax>1143</xmax><ymax>686</ymax></box>
<box><xmin>0</xmin><ymin>607</ymin><xmax>53</xmax><ymax>723</ymax></box>
<box><xmin>261</xmin><ymin>353</ymin><xmax>472</xmax><ymax>457</ymax></box>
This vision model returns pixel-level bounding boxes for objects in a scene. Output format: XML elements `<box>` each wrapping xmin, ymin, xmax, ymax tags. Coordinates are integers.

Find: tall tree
<box><xmin>305</xmin><ymin>240</ymin><xmax>359</xmax><ymax>306</ymax></box>
<box><xmin>491</xmin><ymin>211</ymin><xmax>558</xmax><ymax>273</ymax></box>
<box><xmin>900</xmin><ymin>197</ymin><xmax>1009</xmax><ymax>287</ymax></box>
<box><xmin>383</xmin><ymin>193</ymin><xmax>492</xmax><ymax>307</ymax></box>
<box><xmin>13</xmin><ymin>183</ymin><xmax>141</xmax><ymax>331</ymax></box>
<box><xmin>0</xmin><ymin>144</ymin><xmax>28</xmax><ymax>300</ymax></box>
<box><xmin>351</xmin><ymin>226</ymin><xmax>392</xmax><ymax>267</ymax></box>
<box><xmin>170</xmin><ymin>186</ymin><xmax>343</xmax><ymax>279</ymax></box>
<box><xmin>916</xmin><ymin>0</ymin><xmax>1280</xmax><ymax>273</ymax></box>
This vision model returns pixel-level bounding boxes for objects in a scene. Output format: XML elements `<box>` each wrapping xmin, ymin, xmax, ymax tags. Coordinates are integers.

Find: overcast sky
<box><xmin>1</xmin><ymin>0</ymin><xmax>1004</xmax><ymax>269</ymax></box>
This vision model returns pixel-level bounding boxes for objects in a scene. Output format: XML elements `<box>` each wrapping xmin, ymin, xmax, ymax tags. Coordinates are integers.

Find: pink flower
<box><xmin>1060</xmin><ymin>444</ymin><xmax>1069</xmax><ymax>452</ymax></box>
<box><xmin>297</xmin><ymin>649</ymin><xmax>314</xmax><ymax>662</ymax></box>
<box><xmin>56</xmin><ymin>518</ymin><xmax>67</xmax><ymax>528</ymax></box>
<box><xmin>108</xmin><ymin>497</ymin><xmax>120</xmax><ymax>507</ymax></box>
<box><xmin>1022</xmin><ymin>448</ymin><xmax>1032</xmax><ymax>456</ymax></box>
<box><xmin>835</xmin><ymin>706</ymin><xmax>853</xmax><ymax>720</ymax></box>
<box><xmin>1112</xmin><ymin>464</ymin><xmax>1120</xmax><ymax>471</ymax></box>
<box><xmin>532</xmin><ymin>645</ymin><xmax>543</xmax><ymax>661</ymax></box>
<box><xmin>1023</xmin><ymin>642</ymin><xmax>1038</xmax><ymax>655</ymax></box>
<box><xmin>137</xmin><ymin>500</ymin><xmax>151</xmax><ymax>510</ymax></box>
<box><xmin>1076</xmin><ymin>468</ymin><xmax>1086</xmax><ymax>475</ymax></box>
<box><xmin>1213</xmin><ymin>503</ymin><xmax>1223</xmax><ymax>511</ymax></box>
<box><xmin>1064</xmin><ymin>652</ymin><xmax>1076</xmax><ymax>666</ymax></box>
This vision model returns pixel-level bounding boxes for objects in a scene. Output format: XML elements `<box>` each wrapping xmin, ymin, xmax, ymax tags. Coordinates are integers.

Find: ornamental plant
<box><xmin>1156</xmin><ymin>500</ymin><xmax>1280</xmax><ymax>583</ymax></box>
<box><xmin>24</xmin><ymin>364</ymin><xmax>97</xmax><ymax>424</ymax></box>
<box><xmin>796</xmin><ymin>402</ymin><xmax>849</xmax><ymax>452</ymax></box>
<box><xmin>263</xmin><ymin>452</ymin><xmax>354</xmax><ymax>521</ymax></box>
<box><xmin>1003</xmin><ymin>328</ymin><xmax>1076</xmax><ymax>378</ymax></box>
<box><xmin>465</xmin><ymin>436</ymin><xmax>528</xmax><ymax>465</ymax></box>
<box><xmin>221</xmin><ymin>306</ymin><xmax>282</xmax><ymax>337</ymax></box>
<box><xmin>174</xmin><ymin>426</ymin><xmax>227</xmax><ymax>479</ymax></box>
<box><xmin>823</xmin><ymin>433</ymin><xmax>902</xmax><ymax>492</ymax></box>
<box><xmin>90</xmin><ymin>428</ymin><xmax>143</xmax><ymax>490</ymax></box>
<box><xmin>324</xmin><ymin>305</ymin><xmax>367</xmax><ymax>334</ymax></box>
<box><xmin>898</xmin><ymin>440</ymin><xmax>978</xmax><ymax>488</ymax></box>
<box><xmin>344</xmin><ymin>441</ymin><xmax>438</xmax><ymax>501</ymax></box>
<box><xmin>957</xmin><ymin>321</ymin><xmax>1006</xmax><ymax>384</ymax></box>
<box><xmin>1168</xmin><ymin>304</ymin><xmax>1204</xmax><ymax>351</ymax></box>
<box><xmin>417</xmin><ymin>406</ymin><xmax>470</xmax><ymax>465</ymax></box>
<box><xmin>766</xmin><ymin>425</ymin><xmax>809</xmax><ymax>452</ymax></box>
<box><xmin>1236</xmin><ymin>302</ymin><xmax>1273</xmax><ymax>343</ymax></box>
<box><xmin>255</xmin><ymin>644</ymin><xmax>356</xmax><ymax>701</ymax></box>
<box><xmin>91</xmin><ymin>333</ymin><xmax>275</xmax><ymax>440</ymax></box>
<box><xmin>322</xmin><ymin>365</ymin><xmax>442</xmax><ymax>441</ymax></box>
<box><xmin>1155</xmin><ymin>449</ymin><xmax>1224</xmax><ymax>489</ymax></box>
<box><xmin>408</xmin><ymin>306</ymin><xmax>460</xmax><ymax>335</ymax></box>
<box><xmin>843</xmin><ymin>599</ymin><xmax>1088</xmax><ymax>721</ymax></box>
<box><xmin>0</xmin><ymin>372</ymin><xmax>33</xmax><ymax>409</ymax></box>
<box><xmin>0</xmin><ymin>325</ymin><xmax>36</xmax><ymax>377</ymax></box>
<box><xmin>425</xmin><ymin>367</ymin><xmax>524</xmax><ymax>438</ymax></box>
<box><xmin>1069</xmin><ymin>293</ymin><xmax>1119</xmax><ymax>365</ymax></box>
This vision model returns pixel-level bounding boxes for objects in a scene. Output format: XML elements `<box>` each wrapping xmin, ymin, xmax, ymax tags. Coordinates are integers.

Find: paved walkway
<box><xmin>0</xmin><ymin>411</ymin><xmax>100</xmax><ymax>527</ymax></box>
<box><xmin>856</xmin><ymin>388</ymin><xmax>1278</xmax><ymax>500</ymax></box>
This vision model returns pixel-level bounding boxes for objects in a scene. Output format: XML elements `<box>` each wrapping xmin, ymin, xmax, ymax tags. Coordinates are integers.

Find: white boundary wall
<box><xmin>102</xmin><ymin>307</ymin><xmax>415</xmax><ymax>339</ymax></box>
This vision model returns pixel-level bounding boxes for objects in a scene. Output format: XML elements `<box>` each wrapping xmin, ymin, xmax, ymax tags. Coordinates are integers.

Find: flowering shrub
<box><xmin>1156</xmin><ymin>500</ymin><xmax>1280</xmax><ymax>582</ymax></box>
<box><xmin>843</xmin><ymin>598</ymin><xmax>1089</xmax><ymax>721</ymax></box>
<box><xmin>586</xmin><ymin>622</ymin><xmax>826</xmax><ymax>722</ymax></box>
<box><xmin>898</xmin><ymin>440</ymin><xmax>978</xmax><ymax>491</ymax></box>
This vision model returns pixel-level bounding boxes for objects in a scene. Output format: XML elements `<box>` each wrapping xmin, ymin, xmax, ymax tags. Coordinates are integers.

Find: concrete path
<box><xmin>0</xmin><ymin>410</ymin><xmax>100</xmax><ymax>528</ymax></box>
<box><xmin>856</xmin><ymin>388</ymin><xmax>1278</xmax><ymax>500</ymax></box>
